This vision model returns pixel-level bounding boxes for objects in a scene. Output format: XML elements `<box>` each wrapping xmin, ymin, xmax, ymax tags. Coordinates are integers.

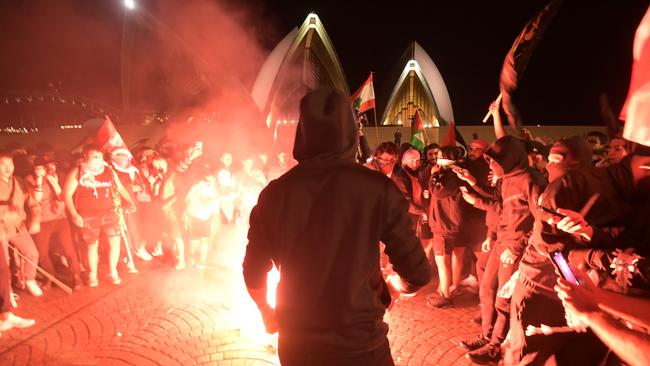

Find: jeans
<box><xmin>3</xmin><ymin>231</ymin><xmax>39</xmax><ymax>281</ymax></box>
<box><xmin>478</xmin><ymin>243</ymin><xmax>517</xmax><ymax>343</ymax></box>
<box><xmin>32</xmin><ymin>218</ymin><xmax>80</xmax><ymax>278</ymax></box>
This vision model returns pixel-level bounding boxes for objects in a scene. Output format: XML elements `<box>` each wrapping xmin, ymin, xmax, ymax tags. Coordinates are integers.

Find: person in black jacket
<box><xmin>427</xmin><ymin>146</ymin><xmax>467</xmax><ymax>308</ymax></box>
<box><xmin>465</xmin><ymin>136</ymin><xmax>546</xmax><ymax>364</ymax></box>
<box><xmin>504</xmin><ymin>138</ymin><xmax>650</xmax><ymax>366</ymax></box>
<box><xmin>243</xmin><ymin>88</ymin><xmax>431</xmax><ymax>366</ymax></box>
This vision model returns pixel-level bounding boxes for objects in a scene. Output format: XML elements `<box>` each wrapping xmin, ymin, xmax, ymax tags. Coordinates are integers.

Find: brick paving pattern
<box><xmin>0</xmin><ymin>263</ymin><xmax>483</xmax><ymax>365</ymax></box>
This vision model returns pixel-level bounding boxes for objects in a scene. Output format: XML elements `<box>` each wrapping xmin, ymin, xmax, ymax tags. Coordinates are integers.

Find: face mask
<box><xmin>82</xmin><ymin>159</ymin><xmax>106</xmax><ymax>176</ymax></box>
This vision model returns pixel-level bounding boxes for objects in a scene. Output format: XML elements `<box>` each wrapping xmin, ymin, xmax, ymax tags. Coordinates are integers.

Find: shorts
<box><xmin>189</xmin><ymin>217</ymin><xmax>211</xmax><ymax>239</ymax></box>
<box><xmin>432</xmin><ymin>234</ymin><xmax>457</xmax><ymax>256</ymax></box>
<box><xmin>79</xmin><ymin>213</ymin><xmax>120</xmax><ymax>244</ymax></box>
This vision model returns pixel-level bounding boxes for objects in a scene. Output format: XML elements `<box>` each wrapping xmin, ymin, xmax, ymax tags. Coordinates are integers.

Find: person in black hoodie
<box><xmin>243</xmin><ymin>88</ymin><xmax>431</xmax><ymax>366</ymax></box>
<box><xmin>504</xmin><ymin>138</ymin><xmax>650</xmax><ymax>365</ymax></box>
<box><xmin>466</xmin><ymin>135</ymin><xmax>546</xmax><ymax>364</ymax></box>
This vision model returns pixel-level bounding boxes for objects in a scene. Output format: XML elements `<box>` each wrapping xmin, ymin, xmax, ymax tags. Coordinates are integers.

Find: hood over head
<box><xmin>293</xmin><ymin>87</ymin><xmax>358</xmax><ymax>163</ymax></box>
<box><xmin>485</xmin><ymin>135</ymin><xmax>528</xmax><ymax>174</ymax></box>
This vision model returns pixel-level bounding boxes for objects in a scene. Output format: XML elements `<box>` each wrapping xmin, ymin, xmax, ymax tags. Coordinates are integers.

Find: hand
<box><xmin>45</xmin><ymin>174</ymin><xmax>59</xmax><ymax>186</ymax></box>
<box><xmin>71</xmin><ymin>213</ymin><xmax>84</xmax><ymax>228</ymax></box>
<box><xmin>187</xmin><ymin>144</ymin><xmax>203</xmax><ymax>161</ymax></box>
<box><xmin>488</xmin><ymin>98</ymin><xmax>501</xmax><ymax>118</ymax></box>
<box><xmin>555</xmin><ymin>276</ymin><xmax>600</xmax><ymax>326</ymax></box>
<box><xmin>461</xmin><ymin>191</ymin><xmax>477</xmax><ymax>205</ymax></box>
<box><xmin>500</xmin><ymin>248</ymin><xmax>517</xmax><ymax>265</ymax></box>
<box><xmin>451</xmin><ymin>166</ymin><xmax>477</xmax><ymax>186</ymax></box>
<box><xmin>132</xmin><ymin>184</ymin><xmax>142</xmax><ymax>193</ymax></box>
<box><xmin>260</xmin><ymin>304</ymin><xmax>278</xmax><ymax>334</ymax></box>
<box><xmin>481</xmin><ymin>237</ymin><xmax>494</xmax><ymax>253</ymax></box>
<box><xmin>34</xmin><ymin>166</ymin><xmax>46</xmax><ymax>178</ymax></box>
<box><xmin>548</xmin><ymin>208</ymin><xmax>594</xmax><ymax>242</ymax></box>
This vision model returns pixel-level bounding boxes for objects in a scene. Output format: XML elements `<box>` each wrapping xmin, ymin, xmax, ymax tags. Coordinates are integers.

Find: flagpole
<box><xmin>371</xmin><ymin>72</ymin><xmax>380</xmax><ymax>148</ymax></box>
<box><xmin>482</xmin><ymin>92</ymin><xmax>502</xmax><ymax>123</ymax></box>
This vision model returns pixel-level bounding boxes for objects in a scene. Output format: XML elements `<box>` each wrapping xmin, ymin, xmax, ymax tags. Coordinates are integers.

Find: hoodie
<box><xmin>243</xmin><ymin>87</ymin><xmax>431</xmax><ymax>353</ymax></box>
<box><xmin>485</xmin><ymin>136</ymin><xmax>546</xmax><ymax>256</ymax></box>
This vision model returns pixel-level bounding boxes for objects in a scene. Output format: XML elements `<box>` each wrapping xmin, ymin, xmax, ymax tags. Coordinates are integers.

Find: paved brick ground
<box><xmin>0</xmin><ymin>262</ymin><xmax>483</xmax><ymax>365</ymax></box>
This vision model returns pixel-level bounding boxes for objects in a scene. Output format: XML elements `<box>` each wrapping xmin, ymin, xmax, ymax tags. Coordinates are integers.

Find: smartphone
<box><xmin>539</xmin><ymin>205</ymin><xmax>567</xmax><ymax>219</ymax></box>
<box><xmin>548</xmin><ymin>250</ymin><xmax>580</xmax><ymax>285</ymax></box>
<box><xmin>459</xmin><ymin>186</ymin><xmax>468</xmax><ymax>193</ymax></box>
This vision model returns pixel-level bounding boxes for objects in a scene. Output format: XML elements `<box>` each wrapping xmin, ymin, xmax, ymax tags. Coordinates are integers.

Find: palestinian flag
<box><xmin>409</xmin><ymin>110</ymin><xmax>427</xmax><ymax>151</ymax></box>
<box><xmin>441</xmin><ymin>121</ymin><xmax>467</xmax><ymax>148</ymax></box>
<box><xmin>351</xmin><ymin>73</ymin><xmax>376</xmax><ymax>113</ymax></box>
<box><xmin>499</xmin><ymin>0</ymin><xmax>563</xmax><ymax>130</ymax></box>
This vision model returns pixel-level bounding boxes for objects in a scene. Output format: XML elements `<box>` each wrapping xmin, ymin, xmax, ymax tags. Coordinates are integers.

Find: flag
<box><xmin>441</xmin><ymin>121</ymin><xmax>467</xmax><ymax>148</ymax></box>
<box><xmin>351</xmin><ymin>73</ymin><xmax>376</xmax><ymax>113</ymax></box>
<box><xmin>410</xmin><ymin>110</ymin><xmax>427</xmax><ymax>150</ymax></box>
<box><xmin>621</xmin><ymin>6</ymin><xmax>650</xmax><ymax>147</ymax></box>
<box><xmin>95</xmin><ymin>115</ymin><xmax>131</xmax><ymax>156</ymax></box>
<box><xmin>499</xmin><ymin>0</ymin><xmax>563</xmax><ymax>130</ymax></box>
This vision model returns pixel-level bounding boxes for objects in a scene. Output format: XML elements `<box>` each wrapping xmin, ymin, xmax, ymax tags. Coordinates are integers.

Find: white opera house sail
<box><xmin>251</xmin><ymin>13</ymin><xmax>350</xmax><ymax>150</ymax></box>
<box><xmin>381</xmin><ymin>42</ymin><xmax>454</xmax><ymax>127</ymax></box>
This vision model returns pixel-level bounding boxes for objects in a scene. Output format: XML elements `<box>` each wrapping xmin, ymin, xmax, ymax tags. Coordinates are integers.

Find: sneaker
<box><xmin>450</xmin><ymin>285</ymin><xmax>464</xmax><ymax>297</ymax></box>
<box><xmin>88</xmin><ymin>275</ymin><xmax>99</xmax><ymax>288</ymax></box>
<box><xmin>426</xmin><ymin>295</ymin><xmax>454</xmax><ymax>308</ymax></box>
<box><xmin>460</xmin><ymin>335</ymin><xmax>490</xmax><ymax>351</ymax></box>
<box><xmin>135</xmin><ymin>248</ymin><xmax>153</xmax><ymax>261</ymax></box>
<box><xmin>460</xmin><ymin>274</ymin><xmax>479</xmax><ymax>288</ymax></box>
<box><xmin>109</xmin><ymin>271</ymin><xmax>122</xmax><ymax>285</ymax></box>
<box><xmin>467</xmin><ymin>343</ymin><xmax>501</xmax><ymax>364</ymax></box>
<box><xmin>24</xmin><ymin>280</ymin><xmax>43</xmax><ymax>297</ymax></box>
<box><xmin>126</xmin><ymin>263</ymin><xmax>138</xmax><ymax>274</ymax></box>
<box><xmin>0</xmin><ymin>313</ymin><xmax>36</xmax><ymax>332</ymax></box>
<box><xmin>175</xmin><ymin>260</ymin><xmax>186</xmax><ymax>271</ymax></box>
<box><xmin>151</xmin><ymin>244</ymin><xmax>163</xmax><ymax>257</ymax></box>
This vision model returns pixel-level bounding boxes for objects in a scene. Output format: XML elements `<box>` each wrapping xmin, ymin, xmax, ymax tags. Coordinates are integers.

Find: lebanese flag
<box><xmin>95</xmin><ymin>115</ymin><xmax>131</xmax><ymax>156</ymax></box>
<box><xmin>621</xmin><ymin>6</ymin><xmax>650</xmax><ymax>146</ymax></box>
<box><xmin>351</xmin><ymin>73</ymin><xmax>376</xmax><ymax>113</ymax></box>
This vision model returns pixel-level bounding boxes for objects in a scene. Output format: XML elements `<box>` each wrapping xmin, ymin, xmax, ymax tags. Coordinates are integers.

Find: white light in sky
<box><xmin>124</xmin><ymin>0</ymin><xmax>136</xmax><ymax>10</ymax></box>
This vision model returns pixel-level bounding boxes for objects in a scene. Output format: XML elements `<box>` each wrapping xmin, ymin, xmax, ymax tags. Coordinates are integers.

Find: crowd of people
<box><xmin>0</xmin><ymin>133</ymin><xmax>294</xmax><ymax>336</ymax></box>
<box><xmin>0</xmin><ymin>93</ymin><xmax>647</xmax><ymax>366</ymax></box>
<box><xmin>354</xmin><ymin>98</ymin><xmax>648</xmax><ymax>365</ymax></box>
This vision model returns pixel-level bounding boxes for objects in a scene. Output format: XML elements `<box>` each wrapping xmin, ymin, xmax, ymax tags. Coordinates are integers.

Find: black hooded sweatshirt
<box><xmin>243</xmin><ymin>88</ymin><xmax>431</xmax><ymax>353</ymax></box>
<box><xmin>485</xmin><ymin>136</ymin><xmax>546</xmax><ymax>256</ymax></box>
<box><xmin>521</xmin><ymin>156</ymin><xmax>644</xmax><ymax>286</ymax></box>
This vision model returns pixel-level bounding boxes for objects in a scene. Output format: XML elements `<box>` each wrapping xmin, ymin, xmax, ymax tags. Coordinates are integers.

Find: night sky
<box><xmin>264</xmin><ymin>0</ymin><xmax>649</xmax><ymax>125</ymax></box>
<box><xmin>1</xmin><ymin>0</ymin><xmax>648</xmax><ymax>126</ymax></box>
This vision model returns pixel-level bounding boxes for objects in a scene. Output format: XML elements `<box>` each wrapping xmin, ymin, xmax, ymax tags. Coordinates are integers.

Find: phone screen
<box><xmin>549</xmin><ymin>250</ymin><xmax>579</xmax><ymax>285</ymax></box>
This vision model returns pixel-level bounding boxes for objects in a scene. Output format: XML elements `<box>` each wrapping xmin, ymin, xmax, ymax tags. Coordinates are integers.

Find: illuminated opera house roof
<box><xmin>251</xmin><ymin>13</ymin><xmax>349</xmax><ymax>139</ymax></box>
<box><xmin>381</xmin><ymin>42</ymin><xmax>454</xmax><ymax>127</ymax></box>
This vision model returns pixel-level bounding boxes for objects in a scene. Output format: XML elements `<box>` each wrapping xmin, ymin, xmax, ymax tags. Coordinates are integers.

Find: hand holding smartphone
<box><xmin>549</xmin><ymin>250</ymin><xmax>580</xmax><ymax>285</ymax></box>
